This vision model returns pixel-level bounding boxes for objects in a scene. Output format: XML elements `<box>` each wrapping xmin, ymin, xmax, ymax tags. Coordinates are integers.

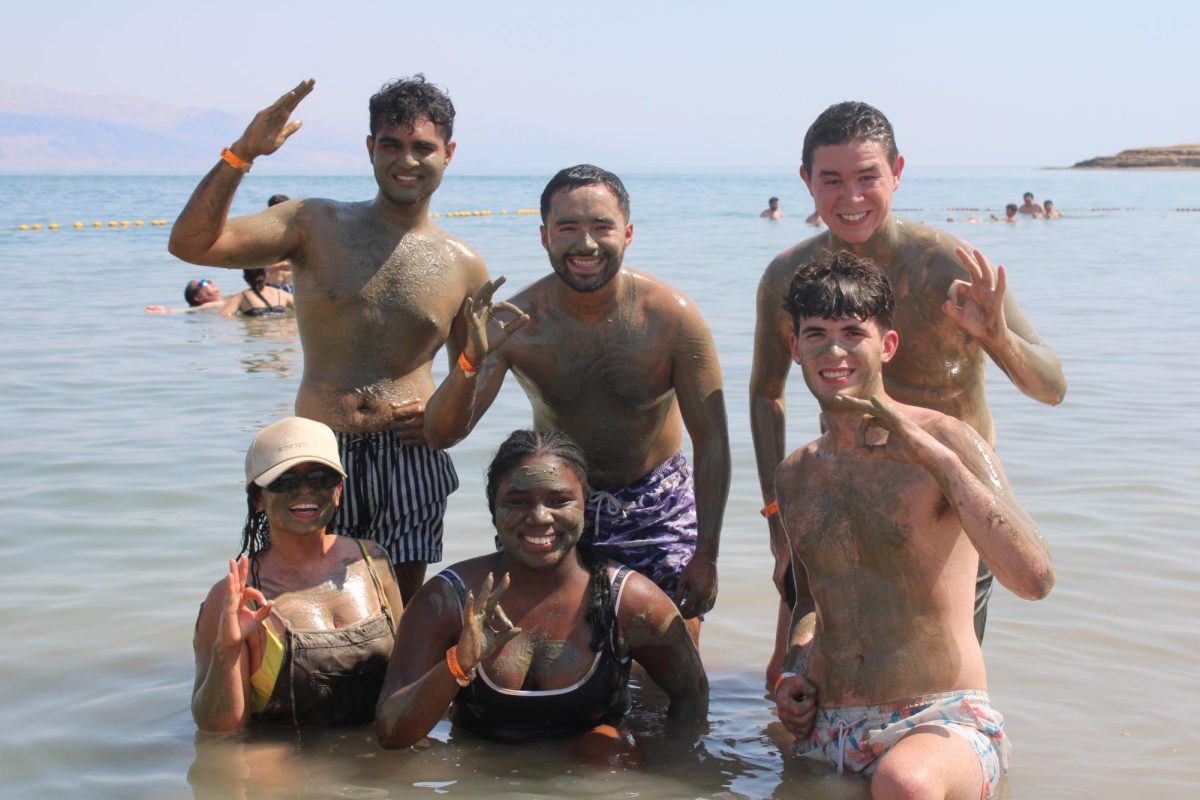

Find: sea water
<box><xmin>0</xmin><ymin>167</ymin><xmax>1198</xmax><ymax>799</ymax></box>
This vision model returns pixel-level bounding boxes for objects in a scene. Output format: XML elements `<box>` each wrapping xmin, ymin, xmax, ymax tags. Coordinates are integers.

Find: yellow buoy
<box><xmin>19</xmin><ymin>224</ymin><xmax>29</xmax><ymax>230</ymax></box>
<box><xmin>108</xmin><ymin>220</ymin><xmax>118</xmax><ymax>227</ymax></box>
<box><xmin>48</xmin><ymin>223</ymin><xmax>58</xmax><ymax>230</ymax></box>
<box><xmin>32</xmin><ymin>223</ymin><xmax>42</xmax><ymax>230</ymax></box>
<box><xmin>121</xmin><ymin>220</ymin><xmax>130</xmax><ymax>227</ymax></box>
<box><xmin>74</xmin><ymin>221</ymin><xmax>84</xmax><ymax>229</ymax></box>
<box><xmin>135</xmin><ymin>220</ymin><xmax>144</xmax><ymax>226</ymax></box>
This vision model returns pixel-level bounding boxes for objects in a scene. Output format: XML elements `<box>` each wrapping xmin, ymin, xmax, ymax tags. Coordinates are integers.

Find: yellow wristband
<box><xmin>761</xmin><ymin>501</ymin><xmax>779</xmax><ymax>518</ymax></box>
<box><xmin>457</xmin><ymin>352</ymin><xmax>478</xmax><ymax>377</ymax></box>
<box><xmin>220</xmin><ymin>147</ymin><xmax>252</xmax><ymax>173</ymax></box>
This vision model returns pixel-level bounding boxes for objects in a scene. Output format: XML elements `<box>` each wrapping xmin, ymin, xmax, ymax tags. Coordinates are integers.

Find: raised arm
<box><xmin>671</xmin><ymin>302</ymin><xmax>730</xmax><ymax>619</ymax></box>
<box><xmin>619</xmin><ymin>573</ymin><xmax>708</xmax><ymax>721</ymax></box>
<box><xmin>423</xmin><ymin>276</ymin><xmax>528</xmax><ymax>450</ymax></box>
<box><xmin>168</xmin><ymin>80</ymin><xmax>314</xmax><ymax>268</ymax></box>
<box><xmin>191</xmin><ymin>557</ymin><xmax>274</xmax><ymax>732</ymax></box>
<box><xmin>836</xmin><ymin>394</ymin><xmax>1056</xmax><ymax>600</ymax></box>
<box><xmin>750</xmin><ymin>259</ymin><xmax>798</xmax><ymax>591</ymax></box>
<box><xmin>376</xmin><ymin>572</ymin><xmax>520</xmax><ymax>749</ymax></box>
<box><xmin>945</xmin><ymin>247</ymin><xmax>1067</xmax><ymax>405</ymax></box>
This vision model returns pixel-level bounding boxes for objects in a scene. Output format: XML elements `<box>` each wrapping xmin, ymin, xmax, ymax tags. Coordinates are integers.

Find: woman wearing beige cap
<box><xmin>191</xmin><ymin>417</ymin><xmax>403</xmax><ymax>730</ymax></box>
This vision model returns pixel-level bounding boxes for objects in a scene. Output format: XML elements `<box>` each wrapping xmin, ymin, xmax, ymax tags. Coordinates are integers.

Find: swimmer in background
<box><xmin>1043</xmin><ymin>199</ymin><xmax>1062</xmax><ymax>219</ymax></box>
<box><xmin>773</xmin><ymin>252</ymin><xmax>1054</xmax><ymax>799</ymax></box>
<box><xmin>761</xmin><ymin>197</ymin><xmax>785</xmax><ymax>219</ymax></box>
<box><xmin>218</xmin><ymin>268</ymin><xmax>295</xmax><ymax>317</ymax></box>
<box><xmin>144</xmin><ymin>278</ymin><xmax>225</xmax><ymax>314</ymax></box>
<box><xmin>990</xmin><ymin>204</ymin><xmax>1018</xmax><ymax>223</ymax></box>
<box><xmin>1018</xmin><ymin>192</ymin><xmax>1044</xmax><ymax>217</ymax></box>
<box><xmin>805</xmin><ymin>207</ymin><xmax>823</xmax><ymax>227</ymax></box>
<box><xmin>265</xmin><ymin>194</ymin><xmax>294</xmax><ymax>292</ymax></box>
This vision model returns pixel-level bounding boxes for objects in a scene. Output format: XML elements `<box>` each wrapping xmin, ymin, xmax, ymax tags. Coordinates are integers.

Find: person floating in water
<box><xmin>773</xmin><ymin>251</ymin><xmax>1054</xmax><ymax>799</ymax></box>
<box><xmin>751</xmin><ymin>101</ymin><xmax>1066</xmax><ymax>688</ymax></box>
<box><xmin>990</xmin><ymin>203</ymin><xmax>1018</xmax><ymax>223</ymax></box>
<box><xmin>1043</xmin><ymin>199</ymin><xmax>1062</xmax><ymax>219</ymax></box>
<box><xmin>169</xmin><ymin>76</ymin><xmax>523</xmax><ymax>605</ymax></box>
<box><xmin>144</xmin><ymin>278</ymin><xmax>225</xmax><ymax>314</ymax></box>
<box><xmin>423</xmin><ymin>165</ymin><xmax>731</xmax><ymax>642</ymax></box>
<box><xmin>375</xmin><ymin>428</ymin><xmax>707</xmax><ymax>750</ymax></box>
<box><xmin>191</xmin><ymin>417</ymin><xmax>404</xmax><ymax>730</ymax></box>
<box><xmin>761</xmin><ymin>197</ymin><xmax>784</xmax><ymax>219</ymax></box>
<box><xmin>1018</xmin><ymin>192</ymin><xmax>1044</xmax><ymax>217</ymax></box>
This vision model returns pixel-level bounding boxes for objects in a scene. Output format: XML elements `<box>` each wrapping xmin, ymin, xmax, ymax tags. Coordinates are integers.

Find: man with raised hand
<box><xmin>423</xmin><ymin>165</ymin><xmax>730</xmax><ymax>638</ymax></box>
<box><xmin>751</xmin><ymin>102</ymin><xmax>1066</xmax><ymax>684</ymax></box>
<box><xmin>774</xmin><ymin>251</ymin><xmax>1054</xmax><ymax>799</ymax></box>
<box><xmin>170</xmin><ymin>76</ymin><xmax>518</xmax><ymax>604</ymax></box>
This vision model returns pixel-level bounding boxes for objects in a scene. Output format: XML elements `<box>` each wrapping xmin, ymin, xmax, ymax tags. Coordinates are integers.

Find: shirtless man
<box><xmin>169</xmin><ymin>76</ymin><xmax>502</xmax><ymax>604</ymax></box>
<box><xmin>990</xmin><ymin>203</ymin><xmax>1018</xmax><ymax>223</ymax></box>
<box><xmin>1018</xmin><ymin>192</ymin><xmax>1045</xmax><ymax>217</ymax></box>
<box><xmin>424</xmin><ymin>165</ymin><xmax>731</xmax><ymax>633</ymax></box>
<box><xmin>751</xmin><ymin>101</ymin><xmax>1065</xmax><ymax>684</ymax></box>
<box><xmin>761</xmin><ymin>197</ymin><xmax>784</xmax><ymax>219</ymax></box>
<box><xmin>1043</xmin><ymin>199</ymin><xmax>1063</xmax><ymax>219</ymax></box>
<box><xmin>773</xmin><ymin>252</ymin><xmax>1054</xmax><ymax>799</ymax></box>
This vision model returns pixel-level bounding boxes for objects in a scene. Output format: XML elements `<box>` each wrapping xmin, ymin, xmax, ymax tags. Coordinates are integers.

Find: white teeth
<box><xmin>569</xmin><ymin>256</ymin><xmax>601</xmax><ymax>267</ymax></box>
<box><xmin>524</xmin><ymin>535</ymin><xmax>554</xmax><ymax>546</ymax></box>
<box><xmin>840</xmin><ymin>211</ymin><xmax>867</xmax><ymax>222</ymax></box>
<box><xmin>821</xmin><ymin>369</ymin><xmax>851</xmax><ymax>378</ymax></box>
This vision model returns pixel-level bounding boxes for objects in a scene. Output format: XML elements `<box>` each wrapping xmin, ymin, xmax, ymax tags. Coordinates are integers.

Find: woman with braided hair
<box><xmin>191</xmin><ymin>417</ymin><xmax>403</xmax><ymax>731</ymax></box>
<box><xmin>376</xmin><ymin>429</ymin><xmax>708</xmax><ymax>748</ymax></box>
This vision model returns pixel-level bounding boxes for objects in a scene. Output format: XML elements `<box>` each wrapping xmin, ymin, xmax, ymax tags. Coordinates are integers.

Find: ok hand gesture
<box><xmin>216</xmin><ymin>556</ymin><xmax>274</xmax><ymax>655</ymax></box>
<box><xmin>831</xmin><ymin>394</ymin><xmax>944</xmax><ymax>470</ymax></box>
<box><xmin>943</xmin><ymin>247</ymin><xmax>1008</xmax><ymax>346</ymax></box>
<box><xmin>457</xmin><ymin>277</ymin><xmax>529</xmax><ymax>369</ymax></box>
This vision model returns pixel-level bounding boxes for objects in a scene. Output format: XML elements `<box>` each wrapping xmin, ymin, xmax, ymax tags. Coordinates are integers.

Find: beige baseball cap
<box><xmin>245</xmin><ymin>416</ymin><xmax>346</xmax><ymax>488</ymax></box>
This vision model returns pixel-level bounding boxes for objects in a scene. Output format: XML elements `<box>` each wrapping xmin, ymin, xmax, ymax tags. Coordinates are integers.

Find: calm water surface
<box><xmin>1</xmin><ymin>168</ymin><xmax>1198</xmax><ymax>798</ymax></box>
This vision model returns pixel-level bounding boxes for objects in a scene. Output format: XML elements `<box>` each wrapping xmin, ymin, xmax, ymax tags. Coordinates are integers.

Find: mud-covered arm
<box><xmin>750</xmin><ymin>260</ymin><xmax>797</xmax><ymax>591</ymax></box>
<box><xmin>191</xmin><ymin>558</ymin><xmax>273</xmax><ymax>732</ymax></box>
<box><xmin>944</xmin><ymin>247</ymin><xmax>1067</xmax><ymax>405</ymax></box>
<box><xmin>424</xmin><ymin>274</ymin><xmax>527</xmax><ymax>450</ymax></box>
<box><xmin>773</xmin><ymin>504</ymin><xmax>819</xmax><ymax>737</ymax></box>
<box><xmin>671</xmin><ymin>303</ymin><xmax>730</xmax><ymax>618</ymax></box>
<box><xmin>168</xmin><ymin>81</ymin><xmax>313</xmax><ymax>268</ymax></box>
<box><xmin>836</xmin><ymin>394</ymin><xmax>1056</xmax><ymax>600</ymax></box>
<box><xmin>621</xmin><ymin>573</ymin><xmax>709</xmax><ymax>721</ymax></box>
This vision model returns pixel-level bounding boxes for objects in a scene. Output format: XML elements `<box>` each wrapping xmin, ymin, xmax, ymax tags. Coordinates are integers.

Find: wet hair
<box><xmin>267</xmin><ymin>194</ymin><xmax>289</xmax><ymax>207</ymax></box>
<box><xmin>485</xmin><ymin>429</ymin><xmax>613</xmax><ymax>653</ymax></box>
<box><xmin>783</xmin><ymin>250</ymin><xmax>895</xmax><ymax>332</ymax></box>
<box><xmin>368</xmin><ymin>74</ymin><xmax>456</xmax><ymax>141</ymax></box>
<box><xmin>1043</xmin><ymin>199</ymin><xmax>1054</xmax><ymax>207</ymax></box>
<box><xmin>1023</xmin><ymin>192</ymin><xmax>1035</xmax><ymax>201</ymax></box>
<box><xmin>184</xmin><ymin>280</ymin><xmax>204</xmax><ymax>306</ymax></box>
<box><xmin>540</xmin><ymin>164</ymin><xmax>631</xmax><ymax>223</ymax></box>
<box><xmin>1006</xmin><ymin>203</ymin><xmax>1019</xmax><ymax>214</ymax></box>
<box><xmin>802</xmin><ymin>101</ymin><xmax>899</xmax><ymax>176</ymax></box>
<box><xmin>239</xmin><ymin>485</ymin><xmax>270</xmax><ymax>587</ymax></box>
<box><xmin>769</xmin><ymin>196</ymin><xmax>779</xmax><ymax>203</ymax></box>
<box><xmin>242</xmin><ymin>268</ymin><xmax>267</xmax><ymax>291</ymax></box>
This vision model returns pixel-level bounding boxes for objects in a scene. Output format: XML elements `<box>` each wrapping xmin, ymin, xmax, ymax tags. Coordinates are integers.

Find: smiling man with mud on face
<box><xmin>169</xmin><ymin>76</ymin><xmax>522</xmax><ymax>604</ymax></box>
<box><xmin>423</xmin><ymin>165</ymin><xmax>731</xmax><ymax>640</ymax></box>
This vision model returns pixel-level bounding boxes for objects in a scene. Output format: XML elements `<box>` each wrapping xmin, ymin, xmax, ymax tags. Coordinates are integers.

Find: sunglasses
<box><xmin>196</xmin><ymin>278</ymin><xmax>211</xmax><ymax>289</ymax></box>
<box><xmin>265</xmin><ymin>468</ymin><xmax>342</xmax><ymax>494</ymax></box>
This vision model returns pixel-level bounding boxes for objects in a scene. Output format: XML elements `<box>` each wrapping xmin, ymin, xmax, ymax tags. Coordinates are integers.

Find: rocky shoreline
<box><xmin>1073</xmin><ymin>145</ymin><xmax>1200</xmax><ymax>169</ymax></box>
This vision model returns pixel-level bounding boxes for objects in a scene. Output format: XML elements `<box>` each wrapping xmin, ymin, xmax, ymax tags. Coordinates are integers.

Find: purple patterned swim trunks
<box><xmin>583</xmin><ymin>452</ymin><xmax>698</xmax><ymax>596</ymax></box>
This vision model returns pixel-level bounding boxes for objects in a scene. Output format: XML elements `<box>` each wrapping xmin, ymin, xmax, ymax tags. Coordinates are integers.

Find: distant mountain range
<box><xmin>1073</xmin><ymin>145</ymin><xmax>1200</xmax><ymax>169</ymax></box>
<box><xmin>0</xmin><ymin>82</ymin><xmax>362</xmax><ymax>173</ymax></box>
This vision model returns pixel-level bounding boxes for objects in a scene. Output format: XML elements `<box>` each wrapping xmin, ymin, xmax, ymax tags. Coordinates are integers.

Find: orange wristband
<box><xmin>457</xmin><ymin>351</ymin><xmax>477</xmax><ymax>376</ymax></box>
<box><xmin>761</xmin><ymin>501</ymin><xmax>779</xmax><ymax>518</ymax></box>
<box><xmin>774</xmin><ymin>671</ymin><xmax>797</xmax><ymax>693</ymax></box>
<box><xmin>220</xmin><ymin>146</ymin><xmax>252</xmax><ymax>173</ymax></box>
<box><xmin>446</xmin><ymin>645</ymin><xmax>473</xmax><ymax>687</ymax></box>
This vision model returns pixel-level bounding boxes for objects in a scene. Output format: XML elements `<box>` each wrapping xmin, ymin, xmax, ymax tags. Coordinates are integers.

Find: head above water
<box><xmin>184</xmin><ymin>278</ymin><xmax>217</xmax><ymax>306</ymax></box>
<box><xmin>783</xmin><ymin>250</ymin><xmax>896</xmax><ymax>333</ymax></box>
<box><xmin>1006</xmin><ymin>203</ymin><xmax>1019</xmax><ymax>215</ymax></box>
<box><xmin>1023</xmin><ymin>192</ymin><xmax>1035</xmax><ymax>202</ymax></box>
<box><xmin>267</xmin><ymin>194</ymin><xmax>290</xmax><ymax>207</ymax></box>
<box><xmin>242</xmin><ymin>268</ymin><xmax>267</xmax><ymax>291</ymax></box>
<box><xmin>1044</xmin><ymin>199</ymin><xmax>1054</xmax><ymax>210</ymax></box>
<box><xmin>368</xmin><ymin>74</ymin><xmax>456</xmax><ymax>142</ymax></box>
<box><xmin>485</xmin><ymin>429</ymin><xmax>590</xmax><ymax>525</ymax></box>
<box><xmin>540</xmin><ymin>164</ymin><xmax>630</xmax><ymax>223</ymax></box>
<box><xmin>802</xmin><ymin>101</ymin><xmax>899</xmax><ymax>177</ymax></box>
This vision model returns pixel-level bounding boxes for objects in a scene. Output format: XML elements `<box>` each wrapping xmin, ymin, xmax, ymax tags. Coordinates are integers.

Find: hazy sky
<box><xmin>6</xmin><ymin>0</ymin><xmax>1197</xmax><ymax>171</ymax></box>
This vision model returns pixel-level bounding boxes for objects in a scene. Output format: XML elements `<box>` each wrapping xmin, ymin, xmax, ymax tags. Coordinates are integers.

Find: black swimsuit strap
<box><xmin>250</xmin><ymin>287</ymin><xmax>272</xmax><ymax>308</ymax></box>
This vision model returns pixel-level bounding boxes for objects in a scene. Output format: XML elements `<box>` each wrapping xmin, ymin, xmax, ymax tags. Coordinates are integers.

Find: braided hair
<box><xmin>485</xmin><ymin>429</ymin><xmax>614</xmax><ymax>654</ymax></box>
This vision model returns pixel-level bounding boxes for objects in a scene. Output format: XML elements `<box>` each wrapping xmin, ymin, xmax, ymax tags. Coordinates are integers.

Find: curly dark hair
<box><xmin>368</xmin><ymin>74</ymin><xmax>455</xmax><ymax>141</ymax></box>
<box><xmin>783</xmin><ymin>250</ymin><xmax>896</xmax><ymax>331</ymax></box>
<box><xmin>539</xmin><ymin>164</ymin><xmax>630</xmax><ymax>223</ymax></box>
<box><xmin>802</xmin><ymin>101</ymin><xmax>899</xmax><ymax>176</ymax></box>
<box><xmin>485</xmin><ymin>429</ymin><xmax>615</xmax><ymax>654</ymax></box>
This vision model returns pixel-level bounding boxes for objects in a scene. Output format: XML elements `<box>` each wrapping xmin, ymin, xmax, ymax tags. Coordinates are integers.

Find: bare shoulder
<box><xmin>763</xmin><ymin>232</ymin><xmax>831</xmax><ymax>288</ymax></box>
<box><xmin>614</xmin><ymin>565</ymin><xmax>678</xmax><ymax>631</ymax></box>
<box><xmin>892</xmin><ymin>217</ymin><xmax>970</xmax><ymax>279</ymax></box>
<box><xmin>441</xmin><ymin>229</ymin><xmax>489</xmax><ymax>279</ymax></box>
<box><xmin>776</xmin><ymin>439</ymin><xmax>822</xmax><ymax>482</ymax></box>
<box><xmin>627</xmin><ymin>268</ymin><xmax>712</xmax><ymax>329</ymax></box>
